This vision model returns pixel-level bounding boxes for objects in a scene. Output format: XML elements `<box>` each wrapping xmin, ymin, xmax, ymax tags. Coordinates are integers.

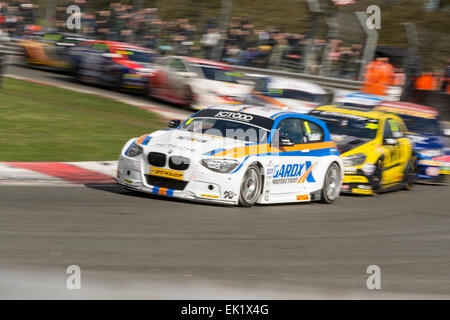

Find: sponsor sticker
<box><xmin>201</xmin><ymin>194</ymin><xmax>219</xmax><ymax>199</ymax></box>
<box><xmin>296</xmin><ymin>194</ymin><xmax>309</xmax><ymax>201</ymax></box>
<box><xmin>149</xmin><ymin>167</ymin><xmax>184</xmax><ymax>180</ymax></box>
<box><xmin>214</xmin><ymin>111</ymin><xmax>253</xmax><ymax>122</ymax></box>
<box><xmin>272</xmin><ymin>161</ymin><xmax>316</xmax><ymax>184</ymax></box>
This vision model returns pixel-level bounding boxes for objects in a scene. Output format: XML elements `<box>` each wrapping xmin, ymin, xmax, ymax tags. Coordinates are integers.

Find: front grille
<box><xmin>145</xmin><ymin>175</ymin><xmax>188</xmax><ymax>190</ymax></box>
<box><xmin>169</xmin><ymin>156</ymin><xmax>190</xmax><ymax>170</ymax></box>
<box><xmin>148</xmin><ymin>152</ymin><xmax>166</xmax><ymax>167</ymax></box>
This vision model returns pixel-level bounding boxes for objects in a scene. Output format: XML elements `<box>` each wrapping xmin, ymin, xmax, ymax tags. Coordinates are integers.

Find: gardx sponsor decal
<box><xmin>272</xmin><ymin>161</ymin><xmax>317</xmax><ymax>184</ymax></box>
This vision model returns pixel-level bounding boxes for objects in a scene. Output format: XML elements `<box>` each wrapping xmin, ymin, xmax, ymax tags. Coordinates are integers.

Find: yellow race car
<box><xmin>309</xmin><ymin>105</ymin><xmax>415</xmax><ymax>195</ymax></box>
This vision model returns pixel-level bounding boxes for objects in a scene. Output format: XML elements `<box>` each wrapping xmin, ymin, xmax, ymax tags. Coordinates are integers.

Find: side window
<box><xmin>302</xmin><ymin>120</ymin><xmax>324</xmax><ymax>143</ymax></box>
<box><xmin>383</xmin><ymin>119</ymin><xmax>393</xmax><ymax>139</ymax></box>
<box><xmin>168</xmin><ymin>58</ymin><xmax>186</xmax><ymax>71</ymax></box>
<box><xmin>388</xmin><ymin>119</ymin><xmax>400</xmax><ymax>133</ymax></box>
<box><xmin>92</xmin><ymin>42</ymin><xmax>109</xmax><ymax>53</ymax></box>
<box><xmin>277</xmin><ymin>118</ymin><xmax>304</xmax><ymax>144</ymax></box>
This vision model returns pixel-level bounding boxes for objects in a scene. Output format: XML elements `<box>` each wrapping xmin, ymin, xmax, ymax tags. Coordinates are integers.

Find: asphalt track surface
<box><xmin>2</xmin><ymin>60</ymin><xmax>450</xmax><ymax>299</ymax></box>
<box><xmin>1</xmin><ymin>183</ymin><xmax>449</xmax><ymax>299</ymax></box>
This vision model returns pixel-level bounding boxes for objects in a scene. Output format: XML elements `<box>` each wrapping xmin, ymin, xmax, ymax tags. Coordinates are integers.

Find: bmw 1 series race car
<box><xmin>117</xmin><ymin>105</ymin><xmax>344</xmax><ymax>206</ymax></box>
<box><xmin>374</xmin><ymin>102</ymin><xmax>449</xmax><ymax>184</ymax></box>
<box><xmin>309</xmin><ymin>105</ymin><xmax>415</xmax><ymax>195</ymax></box>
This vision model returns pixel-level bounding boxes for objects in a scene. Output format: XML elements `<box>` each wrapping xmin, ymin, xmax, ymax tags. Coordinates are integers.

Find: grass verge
<box><xmin>0</xmin><ymin>77</ymin><xmax>167</xmax><ymax>161</ymax></box>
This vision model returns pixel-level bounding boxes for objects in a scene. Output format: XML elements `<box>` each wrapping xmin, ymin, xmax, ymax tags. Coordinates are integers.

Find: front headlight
<box><xmin>126</xmin><ymin>143</ymin><xmax>143</xmax><ymax>157</ymax></box>
<box><xmin>419</xmin><ymin>149</ymin><xmax>444</xmax><ymax>158</ymax></box>
<box><xmin>201</xmin><ymin>158</ymin><xmax>240</xmax><ymax>173</ymax></box>
<box><xmin>343</xmin><ymin>153</ymin><xmax>366</xmax><ymax>166</ymax></box>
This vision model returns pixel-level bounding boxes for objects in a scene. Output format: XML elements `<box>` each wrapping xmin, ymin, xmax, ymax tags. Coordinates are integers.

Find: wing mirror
<box><xmin>168</xmin><ymin>119</ymin><xmax>181</xmax><ymax>128</ymax></box>
<box><xmin>392</xmin><ymin>131</ymin><xmax>404</xmax><ymax>139</ymax></box>
<box><xmin>443</xmin><ymin>128</ymin><xmax>450</xmax><ymax>137</ymax></box>
<box><xmin>176</xmin><ymin>71</ymin><xmax>197</xmax><ymax>78</ymax></box>
<box><xmin>102</xmin><ymin>53</ymin><xmax>122</xmax><ymax>59</ymax></box>
<box><xmin>384</xmin><ymin>138</ymin><xmax>397</xmax><ymax>145</ymax></box>
<box><xmin>279</xmin><ymin>136</ymin><xmax>295</xmax><ymax>147</ymax></box>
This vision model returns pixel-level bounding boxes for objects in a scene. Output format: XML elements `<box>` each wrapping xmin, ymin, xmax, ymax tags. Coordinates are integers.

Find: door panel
<box><xmin>269</xmin><ymin>118</ymin><xmax>323</xmax><ymax>196</ymax></box>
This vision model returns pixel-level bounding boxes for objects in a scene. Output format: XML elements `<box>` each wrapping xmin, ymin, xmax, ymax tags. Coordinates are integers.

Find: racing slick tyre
<box><xmin>321</xmin><ymin>163</ymin><xmax>341</xmax><ymax>204</ymax></box>
<box><xmin>238</xmin><ymin>164</ymin><xmax>262</xmax><ymax>207</ymax></box>
<box><xmin>74</xmin><ymin>64</ymin><xmax>83</xmax><ymax>83</ymax></box>
<box><xmin>371</xmin><ymin>159</ymin><xmax>384</xmax><ymax>193</ymax></box>
<box><xmin>182</xmin><ymin>85</ymin><xmax>194</xmax><ymax>109</ymax></box>
<box><xmin>402</xmin><ymin>157</ymin><xmax>416</xmax><ymax>190</ymax></box>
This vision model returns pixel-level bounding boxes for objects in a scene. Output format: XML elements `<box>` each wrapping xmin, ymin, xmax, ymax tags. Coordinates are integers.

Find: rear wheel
<box><xmin>321</xmin><ymin>163</ymin><xmax>341</xmax><ymax>204</ymax></box>
<box><xmin>239</xmin><ymin>164</ymin><xmax>262</xmax><ymax>207</ymax></box>
<box><xmin>74</xmin><ymin>64</ymin><xmax>83</xmax><ymax>83</ymax></box>
<box><xmin>182</xmin><ymin>85</ymin><xmax>194</xmax><ymax>109</ymax></box>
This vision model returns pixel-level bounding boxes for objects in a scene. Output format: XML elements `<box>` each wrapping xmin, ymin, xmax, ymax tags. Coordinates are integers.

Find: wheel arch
<box><xmin>247</xmin><ymin>160</ymin><xmax>265</xmax><ymax>195</ymax></box>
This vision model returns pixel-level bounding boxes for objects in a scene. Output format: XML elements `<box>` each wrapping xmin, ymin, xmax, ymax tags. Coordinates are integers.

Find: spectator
<box><xmin>200</xmin><ymin>28</ymin><xmax>220</xmax><ymax>59</ymax></box>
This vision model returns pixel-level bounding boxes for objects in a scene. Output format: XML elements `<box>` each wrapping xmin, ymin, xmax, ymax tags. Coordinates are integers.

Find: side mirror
<box><xmin>102</xmin><ymin>53</ymin><xmax>122</xmax><ymax>59</ymax></box>
<box><xmin>443</xmin><ymin>128</ymin><xmax>450</xmax><ymax>137</ymax></box>
<box><xmin>176</xmin><ymin>71</ymin><xmax>197</xmax><ymax>78</ymax></box>
<box><xmin>168</xmin><ymin>119</ymin><xmax>181</xmax><ymax>128</ymax></box>
<box><xmin>392</xmin><ymin>131</ymin><xmax>404</xmax><ymax>139</ymax></box>
<box><xmin>384</xmin><ymin>138</ymin><xmax>397</xmax><ymax>146</ymax></box>
<box><xmin>279</xmin><ymin>136</ymin><xmax>295</xmax><ymax>147</ymax></box>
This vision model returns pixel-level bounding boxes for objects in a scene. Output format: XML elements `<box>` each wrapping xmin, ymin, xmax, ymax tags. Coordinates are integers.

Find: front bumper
<box><xmin>341</xmin><ymin>167</ymin><xmax>375</xmax><ymax>195</ymax></box>
<box><xmin>117</xmin><ymin>154</ymin><xmax>242</xmax><ymax>205</ymax></box>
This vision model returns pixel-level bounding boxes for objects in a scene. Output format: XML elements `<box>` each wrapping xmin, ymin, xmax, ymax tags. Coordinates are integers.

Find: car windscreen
<box><xmin>398</xmin><ymin>115</ymin><xmax>440</xmax><ymax>136</ymax></box>
<box><xmin>265</xmin><ymin>88</ymin><xmax>332</xmax><ymax>104</ymax></box>
<box><xmin>310</xmin><ymin>110</ymin><xmax>378</xmax><ymax>140</ymax></box>
<box><xmin>117</xmin><ymin>49</ymin><xmax>155</xmax><ymax>63</ymax></box>
<box><xmin>179</xmin><ymin>118</ymin><xmax>269</xmax><ymax>143</ymax></box>
<box><xmin>199</xmin><ymin>66</ymin><xmax>243</xmax><ymax>83</ymax></box>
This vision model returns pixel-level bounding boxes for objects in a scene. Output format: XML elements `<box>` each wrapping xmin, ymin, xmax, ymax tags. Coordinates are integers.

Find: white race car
<box><xmin>149</xmin><ymin>56</ymin><xmax>254</xmax><ymax>109</ymax></box>
<box><xmin>117</xmin><ymin>105</ymin><xmax>343</xmax><ymax>206</ymax></box>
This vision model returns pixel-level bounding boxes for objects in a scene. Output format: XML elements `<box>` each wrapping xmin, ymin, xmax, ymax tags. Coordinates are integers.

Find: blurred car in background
<box><xmin>19</xmin><ymin>31</ymin><xmax>91</xmax><ymax>71</ymax></box>
<box><xmin>70</xmin><ymin>40</ymin><xmax>157</xmax><ymax>92</ymax></box>
<box><xmin>309</xmin><ymin>105</ymin><xmax>415</xmax><ymax>195</ymax></box>
<box><xmin>333</xmin><ymin>92</ymin><xmax>386</xmax><ymax>107</ymax></box>
<box><xmin>374</xmin><ymin>102</ymin><xmax>449</xmax><ymax>184</ymax></box>
<box><xmin>148</xmin><ymin>56</ymin><xmax>254</xmax><ymax>108</ymax></box>
<box><xmin>244</xmin><ymin>75</ymin><xmax>333</xmax><ymax>113</ymax></box>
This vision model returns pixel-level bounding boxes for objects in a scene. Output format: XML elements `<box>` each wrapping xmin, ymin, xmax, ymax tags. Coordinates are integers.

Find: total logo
<box><xmin>214</xmin><ymin>111</ymin><xmax>253</xmax><ymax>122</ymax></box>
<box><xmin>272</xmin><ymin>161</ymin><xmax>317</xmax><ymax>184</ymax></box>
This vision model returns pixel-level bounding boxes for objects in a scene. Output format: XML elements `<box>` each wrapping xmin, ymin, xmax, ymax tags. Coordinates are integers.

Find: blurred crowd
<box><xmin>0</xmin><ymin>0</ymin><xmax>448</xmax><ymax>88</ymax></box>
<box><xmin>0</xmin><ymin>0</ymin><xmax>365</xmax><ymax>79</ymax></box>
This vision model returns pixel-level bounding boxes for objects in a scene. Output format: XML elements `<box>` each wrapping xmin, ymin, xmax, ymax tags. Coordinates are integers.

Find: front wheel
<box><xmin>402</xmin><ymin>157</ymin><xmax>416</xmax><ymax>190</ymax></box>
<box><xmin>371</xmin><ymin>159</ymin><xmax>384</xmax><ymax>193</ymax></box>
<box><xmin>239</xmin><ymin>164</ymin><xmax>262</xmax><ymax>207</ymax></box>
<box><xmin>321</xmin><ymin>163</ymin><xmax>341</xmax><ymax>204</ymax></box>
